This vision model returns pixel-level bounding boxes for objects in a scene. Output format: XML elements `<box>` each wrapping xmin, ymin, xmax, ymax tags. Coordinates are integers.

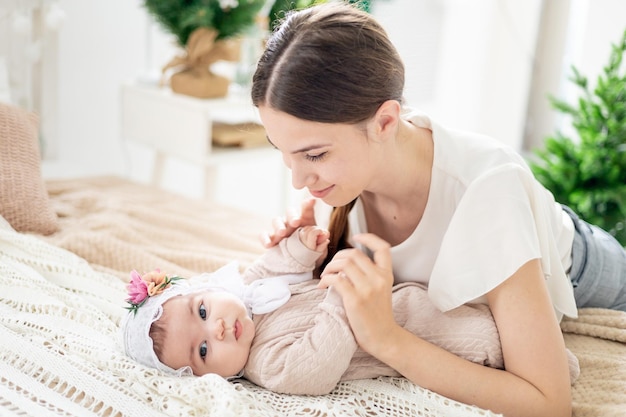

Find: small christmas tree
<box><xmin>144</xmin><ymin>0</ymin><xmax>266</xmax><ymax>47</ymax></box>
<box><xmin>143</xmin><ymin>0</ymin><xmax>266</xmax><ymax>98</ymax></box>
<box><xmin>530</xmin><ymin>28</ymin><xmax>626</xmax><ymax>245</ymax></box>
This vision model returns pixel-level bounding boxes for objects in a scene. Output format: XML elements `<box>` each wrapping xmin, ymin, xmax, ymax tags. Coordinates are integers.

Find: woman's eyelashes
<box><xmin>305</xmin><ymin>151</ymin><xmax>327</xmax><ymax>162</ymax></box>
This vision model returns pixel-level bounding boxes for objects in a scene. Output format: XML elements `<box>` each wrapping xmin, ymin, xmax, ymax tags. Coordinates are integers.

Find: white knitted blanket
<box><xmin>0</xmin><ymin>214</ymin><xmax>500</xmax><ymax>417</ymax></box>
<box><xmin>3</xmin><ymin>176</ymin><xmax>625</xmax><ymax>417</ymax></box>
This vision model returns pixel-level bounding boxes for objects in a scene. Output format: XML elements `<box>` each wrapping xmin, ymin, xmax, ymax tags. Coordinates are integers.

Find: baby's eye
<box><xmin>199</xmin><ymin>303</ymin><xmax>206</xmax><ymax>320</ymax></box>
<box><xmin>199</xmin><ymin>342</ymin><xmax>207</xmax><ymax>360</ymax></box>
<box><xmin>305</xmin><ymin>152</ymin><xmax>327</xmax><ymax>162</ymax></box>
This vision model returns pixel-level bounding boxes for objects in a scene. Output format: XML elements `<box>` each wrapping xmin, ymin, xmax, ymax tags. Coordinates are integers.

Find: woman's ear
<box><xmin>369</xmin><ymin>100</ymin><xmax>401</xmax><ymax>141</ymax></box>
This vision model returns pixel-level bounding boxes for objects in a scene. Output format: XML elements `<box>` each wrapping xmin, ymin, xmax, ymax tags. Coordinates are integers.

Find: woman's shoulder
<box><xmin>404</xmin><ymin>109</ymin><xmax>528</xmax><ymax>181</ymax></box>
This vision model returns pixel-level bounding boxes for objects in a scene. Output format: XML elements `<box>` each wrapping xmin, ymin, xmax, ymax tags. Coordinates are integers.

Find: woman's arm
<box><xmin>320</xmin><ymin>234</ymin><xmax>572</xmax><ymax>417</ymax></box>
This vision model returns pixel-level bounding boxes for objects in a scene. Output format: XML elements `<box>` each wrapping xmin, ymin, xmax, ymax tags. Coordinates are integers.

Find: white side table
<box><xmin>120</xmin><ymin>83</ymin><xmax>281</xmax><ymax>200</ymax></box>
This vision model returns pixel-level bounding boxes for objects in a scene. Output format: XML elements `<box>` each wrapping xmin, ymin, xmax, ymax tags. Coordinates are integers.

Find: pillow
<box><xmin>0</xmin><ymin>102</ymin><xmax>58</xmax><ymax>235</ymax></box>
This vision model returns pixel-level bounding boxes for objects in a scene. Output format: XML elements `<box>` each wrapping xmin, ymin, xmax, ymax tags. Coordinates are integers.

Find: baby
<box><xmin>121</xmin><ymin>226</ymin><xmax>330</xmax><ymax>380</ymax></box>
<box><xmin>121</xmin><ymin>227</ymin><xmax>579</xmax><ymax>395</ymax></box>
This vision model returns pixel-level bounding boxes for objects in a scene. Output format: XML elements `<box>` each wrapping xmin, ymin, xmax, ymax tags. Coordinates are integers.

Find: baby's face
<box><xmin>158</xmin><ymin>290</ymin><xmax>255</xmax><ymax>377</ymax></box>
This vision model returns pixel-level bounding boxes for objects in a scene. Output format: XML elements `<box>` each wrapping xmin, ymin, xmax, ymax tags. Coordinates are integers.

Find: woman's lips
<box><xmin>309</xmin><ymin>185</ymin><xmax>334</xmax><ymax>198</ymax></box>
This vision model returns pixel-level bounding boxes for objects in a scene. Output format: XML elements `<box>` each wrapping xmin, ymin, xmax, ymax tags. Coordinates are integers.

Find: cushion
<box><xmin>0</xmin><ymin>102</ymin><xmax>58</xmax><ymax>235</ymax></box>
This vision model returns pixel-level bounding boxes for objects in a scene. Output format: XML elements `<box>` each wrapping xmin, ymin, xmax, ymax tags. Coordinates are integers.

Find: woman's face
<box><xmin>157</xmin><ymin>290</ymin><xmax>255</xmax><ymax>377</ymax></box>
<box><xmin>258</xmin><ymin>105</ymin><xmax>377</xmax><ymax>207</ymax></box>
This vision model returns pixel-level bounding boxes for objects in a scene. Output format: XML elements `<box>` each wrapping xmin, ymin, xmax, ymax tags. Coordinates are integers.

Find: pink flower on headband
<box><xmin>126</xmin><ymin>269</ymin><xmax>181</xmax><ymax>314</ymax></box>
<box><xmin>127</xmin><ymin>270</ymin><xmax>149</xmax><ymax>304</ymax></box>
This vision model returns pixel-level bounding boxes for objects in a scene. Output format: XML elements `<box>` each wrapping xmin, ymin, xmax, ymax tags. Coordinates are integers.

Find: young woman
<box><xmin>251</xmin><ymin>2</ymin><xmax>626</xmax><ymax>416</ymax></box>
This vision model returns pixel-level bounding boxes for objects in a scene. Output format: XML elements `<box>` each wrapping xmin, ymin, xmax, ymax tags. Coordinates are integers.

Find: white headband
<box><xmin>120</xmin><ymin>261</ymin><xmax>311</xmax><ymax>377</ymax></box>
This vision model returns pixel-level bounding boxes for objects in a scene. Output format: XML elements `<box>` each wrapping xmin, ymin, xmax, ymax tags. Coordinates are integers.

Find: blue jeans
<box><xmin>563</xmin><ymin>205</ymin><xmax>626</xmax><ymax>311</ymax></box>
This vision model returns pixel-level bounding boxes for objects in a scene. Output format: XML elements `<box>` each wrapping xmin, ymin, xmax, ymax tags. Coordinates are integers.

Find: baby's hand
<box><xmin>298</xmin><ymin>226</ymin><xmax>330</xmax><ymax>253</ymax></box>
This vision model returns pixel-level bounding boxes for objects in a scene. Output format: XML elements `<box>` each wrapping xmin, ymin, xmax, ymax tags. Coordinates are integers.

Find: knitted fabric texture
<box><xmin>0</xmin><ymin>201</ymin><xmax>501</xmax><ymax>417</ymax></box>
<box><xmin>2</xmin><ymin>176</ymin><xmax>624</xmax><ymax>416</ymax></box>
<box><xmin>0</xmin><ymin>102</ymin><xmax>58</xmax><ymax>234</ymax></box>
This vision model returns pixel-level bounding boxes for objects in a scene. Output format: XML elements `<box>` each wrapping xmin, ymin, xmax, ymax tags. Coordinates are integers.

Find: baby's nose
<box><xmin>214</xmin><ymin>318</ymin><xmax>225</xmax><ymax>341</ymax></box>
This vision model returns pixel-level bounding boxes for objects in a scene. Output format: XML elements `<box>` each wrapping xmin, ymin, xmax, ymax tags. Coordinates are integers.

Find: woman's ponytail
<box><xmin>315</xmin><ymin>199</ymin><xmax>356</xmax><ymax>277</ymax></box>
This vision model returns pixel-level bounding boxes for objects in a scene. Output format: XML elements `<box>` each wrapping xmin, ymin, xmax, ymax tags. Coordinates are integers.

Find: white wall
<box><xmin>524</xmin><ymin>0</ymin><xmax>626</xmax><ymax>151</ymax></box>
<box><xmin>374</xmin><ymin>0</ymin><xmax>543</xmax><ymax>150</ymax></box>
<box><xmin>6</xmin><ymin>0</ymin><xmax>619</xmax><ymax>215</ymax></box>
<box><xmin>574</xmin><ymin>0</ymin><xmax>625</xmax><ymax>93</ymax></box>
<box><xmin>43</xmin><ymin>0</ymin><xmax>168</xmax><ymax>177</ymax></box>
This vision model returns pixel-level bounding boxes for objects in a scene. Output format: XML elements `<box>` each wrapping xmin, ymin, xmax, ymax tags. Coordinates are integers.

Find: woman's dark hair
<box><xmin>315</xmin><ymin>198</ymin><xmax>357</xmax><ymax>277</ymax></box>
<box><xmin>252</xmin><ymin>2</ymin><xmax>405</xmax><ymax>274</ymax></box>
<box><xmin>251</xmin><ymin>2</ymin><xmax>404</xmax><ymax>123</ymax></box>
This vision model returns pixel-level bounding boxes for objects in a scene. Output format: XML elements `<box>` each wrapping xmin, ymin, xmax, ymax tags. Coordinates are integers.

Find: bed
<box><xmin>1</xmin><ymin>102</ymin><xmax>626</xmax><ymax>417</ymax></box>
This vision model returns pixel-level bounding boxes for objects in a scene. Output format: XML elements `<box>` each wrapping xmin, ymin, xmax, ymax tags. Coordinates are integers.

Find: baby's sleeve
<box><xmin>243</xmin><ymin>231</ymin><xmax>322</xmax><ymax>284</ymax></box>
<box><xmin>243</xmin><ymin>291</ymin><xmax>356</xmax><ymax>395</ymax></box>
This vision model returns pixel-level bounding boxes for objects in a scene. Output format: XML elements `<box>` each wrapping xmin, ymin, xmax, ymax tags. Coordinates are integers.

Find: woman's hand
<box><xmin>318</xmin><ymin>233</ymin><xmax>397</xmax><ymax>354</ymax></box>
<box><xmin>260</xmin><ymin>198</ymin><xmax>317</xmax><ymax>248</ymax></box>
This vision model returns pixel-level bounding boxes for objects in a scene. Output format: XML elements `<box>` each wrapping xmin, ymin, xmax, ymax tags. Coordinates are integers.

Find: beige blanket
<box><xmin>44</xmin><ymin>176</ymin><xmax>267</xmax><ymax>278</ymax></box>
<box><xmin>33</xmin><ymin>177</ymin><xmax>626</xmax><ymax>416</ymax></box>
<box><xmin>561</xmin><ymin>309</ymin><xmax>626</xmax><ymax>416</ymax></box>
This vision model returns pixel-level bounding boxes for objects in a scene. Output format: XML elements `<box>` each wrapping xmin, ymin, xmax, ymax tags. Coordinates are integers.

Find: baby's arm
<box><xmin>244</xmin><ymin>289</ymin><xmax>356</xmax><ymax>395</ymax></box>
<box><xmin>243</xmin><ymin>226</ymin><xmax>329</xmax><ymax>283</ymax></box>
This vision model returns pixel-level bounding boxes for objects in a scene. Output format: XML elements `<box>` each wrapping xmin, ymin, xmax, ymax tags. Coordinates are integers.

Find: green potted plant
<box><xmin>529</xmin><ymin>28</ymin><xmax>626</xmax><ymax>245</ymax></box>
<box><xmin>144</xmin><ymin>0</ymin><xmax>266</xmax><ymax>46</ymax></box>
<box><xmin>143</xmin><ymin>0</ymin><xmax>266</xmax><ymax>98</ymax></box>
